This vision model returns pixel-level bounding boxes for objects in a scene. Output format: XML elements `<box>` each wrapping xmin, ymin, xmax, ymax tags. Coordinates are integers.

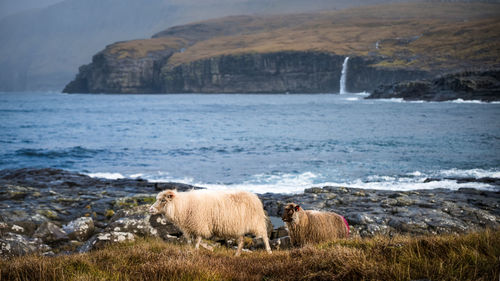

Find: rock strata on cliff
<box><xmin>64</xmin><ymin>49</ymin><xmax>431</xmax><ymax>94</ymax></box>
<box><xmin>366</xmin><ymin>70</ymin><xmax>500</xmax><ymax>102</ymax></box>
<box><xmin>63</xmin><ymin>45</ymin><xmax>179</xmax><ymax>94</ymax></box>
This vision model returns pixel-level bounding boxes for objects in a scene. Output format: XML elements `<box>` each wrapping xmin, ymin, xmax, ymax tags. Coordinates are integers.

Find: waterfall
<box><xmin>339</xmin><ymin>56</ymin><xmax>349</xmax><ymax>94</ymax></box>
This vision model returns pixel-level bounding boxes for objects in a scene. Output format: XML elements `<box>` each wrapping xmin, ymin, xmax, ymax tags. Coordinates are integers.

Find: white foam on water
<box><xmin>438</xmin><ymin>168</ymin><xmax>500</xmax><ymax>179</ymax></box>
<box><xmin>451</xmin><ymin>99</ymin><xmax>500</xmax><ymax>104</ymax></box>
<box><xmin>337</xmin><ymin>178</ymin><xmax>494</xmax><ymax>191</ymax></box>
<box><xmin>355</xmin><ymin>91</ymin><xmax>370</xmax><ymax>96</ymax></box>
<box><xmin>87</xmin><ymin>172</ymin><xmax>125</xmax><ymax>180</ymax></box>
<box><xmin>379</xmin><ymin>98</ymin><xmax>405</xmax><ymax>103</ymax></box>
<box><xmin>86</xmin><ymin>168</ymin><xmax>499</xmax><ymax>194</ymax></box>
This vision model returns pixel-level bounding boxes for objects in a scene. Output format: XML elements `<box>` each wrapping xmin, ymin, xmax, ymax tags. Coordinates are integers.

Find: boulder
<box><xmin>63</xmin><ymin>217</ymin><xmax>94</xmax><ymax>241</ymax></box>
<box><xmin>271</xmin><ymin>236</ymin><xmax>292</xmax><ymax>250</ymax></box>
<box><xmin>78</xmin><ymin>231</ymin><xmax>135</xmax><ymax>253</ymax></box>
<box><xmin>0</xmin><ymin>233</ymin><xmax>50</xmax><ymax>257</ymax></box>
<box><xmin>33</xmin><ymin>222</ymin><xmax>69</xmax><ymax>243</ymax></box>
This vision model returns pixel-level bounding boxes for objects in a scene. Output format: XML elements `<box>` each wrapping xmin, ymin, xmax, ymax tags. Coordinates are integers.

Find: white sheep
<box><xmin>149</xmin><ymin>189</ymin><xmax>272</xmax><ymax>256</ymax></box>
<box><xmin>282</xmin><ymin>203</ymin><xmax>349</xmax><ymax>246</ymax></box>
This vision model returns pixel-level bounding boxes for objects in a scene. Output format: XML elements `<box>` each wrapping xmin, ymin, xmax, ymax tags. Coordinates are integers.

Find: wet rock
<box><xmin>33</xmin><ymin>222</ymin><xmax>69</xmax><ymax>243</ymax></box>
<box><xmin>63</xmin><ymin>217</ymin><xmax>94</xmax><ymax>241</ymax></box>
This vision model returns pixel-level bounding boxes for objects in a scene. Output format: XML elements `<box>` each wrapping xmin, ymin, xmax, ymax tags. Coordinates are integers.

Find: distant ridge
<box><xmin>64</xmin><ymin>2</ymin><xmax>500</xmax><ymax>94</ymax></box>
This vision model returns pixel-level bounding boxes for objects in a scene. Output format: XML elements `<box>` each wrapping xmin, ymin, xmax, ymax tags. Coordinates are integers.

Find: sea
<box><xmin>1</xmin><ymin>91</ymin><xmax>499</xmax><ymax>193</ymax></box>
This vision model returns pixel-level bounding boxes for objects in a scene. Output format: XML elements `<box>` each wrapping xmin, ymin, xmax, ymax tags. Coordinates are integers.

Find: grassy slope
<box><xmin>107</xmin><ymin>2</ymin><xmax>500</xmax><ymax>73</ymax></box>
<box><xmin>1</xmin><ymin>229</ymin><xmax>498</xmax><ymax>281</ymax></box>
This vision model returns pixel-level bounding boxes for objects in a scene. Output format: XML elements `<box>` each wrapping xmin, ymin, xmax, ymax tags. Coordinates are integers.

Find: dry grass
<box><xmin>107</xmin><ymin>37</ymin><xmax>188</xmax><ymax>59</ymax></box>
<box><xmin>1</xmin><ymin>229</ymin><xmax>498</xmax><ymax>281</ymax></box>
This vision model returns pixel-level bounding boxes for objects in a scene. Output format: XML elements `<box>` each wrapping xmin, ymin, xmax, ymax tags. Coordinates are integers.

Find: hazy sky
<box><xmin>0</xmin><ymin>0</ymin><xmax>64</xmax><ymax>18</ymax></box>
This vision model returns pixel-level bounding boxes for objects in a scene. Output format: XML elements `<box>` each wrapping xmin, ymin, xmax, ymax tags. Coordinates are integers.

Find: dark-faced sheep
<box><xmin>281</xmin><ymin>203</ymin><xmax>349</xmax><ymax>246</ymax></box>
<box><xmin>149</xmin><ymin>189</ymin><xmax>272</xmax><ymax>256</ymax></box>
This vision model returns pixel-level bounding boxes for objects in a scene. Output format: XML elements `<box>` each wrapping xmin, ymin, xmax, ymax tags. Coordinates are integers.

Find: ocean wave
<box><xmin>448</xmin><ymin>99</ymin><xmax>500</xmax><ymax>104</ymax></box>
<box><xmin>377</xmin><ymin>98</ymin><xmax>499</xmax><ymax>104</ymax></box>
<box><xmin>86</xmin><ymin>172</ymin><xmax>125</xmax><ymax>180</ymax></box>
<box><xmin>84</xmin><ymin>169</ymin><xmax>498</xmax><ymax>194</ymax></box>
<box><xmin>15</xmin><ymin>146</ymin><xmax>105</xmax><ymax>159</ymax></box>
<box><xmin>438</xmin><ymin>168</ymin><xmax>500</xmax><ymax>179</ymax></box>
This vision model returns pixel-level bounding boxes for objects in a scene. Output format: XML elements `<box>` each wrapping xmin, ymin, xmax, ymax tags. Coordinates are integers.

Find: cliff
<box><xmin>366</xmin><ymin>70</ymin><xmax>500</xmax><ymax>102</ymax></box>
<box><xmin>160</xmin><ymin>52</ymin><xmax>432</xmax><ymax>93</ymax></box>
<box><xmin>63</xmin><ymin>3</ymin><xmax>500</xmax><ymax>94</ymax></box>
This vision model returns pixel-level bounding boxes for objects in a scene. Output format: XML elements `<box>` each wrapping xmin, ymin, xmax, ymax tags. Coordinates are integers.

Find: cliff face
<box><xmin>63</xmin><ymin>48</ymin><xmax>176</xmax><ymax>94</ymax></box>
<box><xmin>64</xmin><ymin>50</ymin><xmax>431</xmax><ymax>94</ymax></box>
<box><xmin>346</xmin><ymin>57</ymin><xmax>431</xmax><ymax>93</ymax></box>
<box><xmin>161</xmin><ymin>52</ymin><xmax>344</xmax><ymax>93</ymax></box>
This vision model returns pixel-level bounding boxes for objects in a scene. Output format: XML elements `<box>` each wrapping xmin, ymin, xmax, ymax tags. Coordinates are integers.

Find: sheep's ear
<box><xmin>167</xmin><ymin>192</ymin><xmax>175</xmax><ymax>199</ymax></box>
<box><xmin>294</xmin><ymin>205</ymin><xmax>300</xmax><ymax>211</ymax></box>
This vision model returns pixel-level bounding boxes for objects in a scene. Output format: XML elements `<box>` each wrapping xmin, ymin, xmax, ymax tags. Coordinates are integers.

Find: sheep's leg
<box><xmin>263</xmin><ymin>235</ymin><xmax>272</xmax><ymax>254</ymax></box>
<box><xmin>194</xmin><ymin>236</ymin><xmax>202</xmax><ymax>250</ymax></box>
<box><xmin>235</xmin><ymin>236</ymin><xmax>244</xmax><ymax>256</ymax></box>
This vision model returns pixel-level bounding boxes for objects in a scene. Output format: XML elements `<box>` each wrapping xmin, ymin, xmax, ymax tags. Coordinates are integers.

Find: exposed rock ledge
<box><xmin>63</xmin><ymin>50</ymin><xmax>430</xmax><ymax>94</ymax></box>
<box><xmin>366</xmin><ymin>70</ymin><xmax>500</xmax><ymax>102</ymax></box>
<box><xmin>0</xmin><ymin>168</ymin><xmax>498</xmax><ymax>257</ymax></box>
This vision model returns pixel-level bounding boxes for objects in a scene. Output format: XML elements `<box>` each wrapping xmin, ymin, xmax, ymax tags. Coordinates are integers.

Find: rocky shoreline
<box><xmin>366</xmin><ymin>70</ymin><xmax>500</xmax><ymax>102</ymax></box>
<box><xmin>1</xmin><ymin>168</ymin><xmax>498</xmax><ymax>257</ymax></box>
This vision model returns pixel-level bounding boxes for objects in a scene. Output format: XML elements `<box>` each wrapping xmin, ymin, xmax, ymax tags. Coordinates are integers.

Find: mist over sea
<box><xmin>1</xmin><ymin>92</ymin><xmax>499</xmax><ymax>193</ymax></box>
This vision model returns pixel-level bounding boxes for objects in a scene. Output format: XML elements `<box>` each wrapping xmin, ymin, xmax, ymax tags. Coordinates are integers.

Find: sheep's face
<box><xmin>282</xmin><ymin>203</ymin><xmax>301</xmax><ymax>224</ymax></box>
<box><xmin>149</xmin><ymin>190</ymin><xmax>176</xmax><ymax>214</ymax></box>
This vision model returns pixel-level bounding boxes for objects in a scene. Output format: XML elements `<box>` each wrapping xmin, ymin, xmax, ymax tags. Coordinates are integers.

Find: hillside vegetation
<box><xmin>1</xmin><ymin>229</ymin><xmax>498</xmax><ymax>281</ymax></box>
<box><xmin>108</xmin><ymin>2</ymin><xmax>500</xmax><ymax>73</ymax></box>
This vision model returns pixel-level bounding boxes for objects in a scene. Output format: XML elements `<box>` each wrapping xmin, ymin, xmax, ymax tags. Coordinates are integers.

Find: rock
<box><xmin>367</xmin><ymin>69</ymin><xmax>500</xmax><ymax>102</ymax></box>
<box><xmin>270</xmin><ymin>226</ymin><xmax>288</xmax><ymax>240</ymax></box>
<box><xmin>109</xmin><ymin>205</ymin><xmax>181</xmax><ymax>238</ymax></box>
<box><xmin>149</xmin><ymin>214</ymin><xmax>183</xmax><ymax>238</ymax></box>
<box><xmin>360</xmin><ymin>224</ymin><xmax>391</xmax><ymax>237</ymax></box>
<box><xmin>0</xmin><ymin>222</ymin><xmax>28</xmax><ymax>235</ymax></box>
<box><xmin>349</xmin><ymin>213</ymin><xmax>374</xmax><ymax>225</ymax></box>
<box><xmin>109</xmin><ymin>216</ymin><xmax>157</xmax><ymax>237</ymax></box>
<box><xmin>78</xmin><ymin>231</ymin><xmax>135</xmax><ymax>253</ymax></box>
<box><xmin>271</xmin><ymin>236</ymin><xmax>292</xmax><ymax>250</ymax></box>
<box><xmin>388</xmin><ymin>218</ymin><xmax>428</xmax><ymax>234</ymax></box>
<box><xmin>33</xmin><ymin>222</ymin><xmax>69</xmax><ymax>243</ymax></box>
<box><xmin>0</xmin><ymin>233</ymin><xmax>50</xmax><ymax>257</ymax></box>
<box><xmin>304</xmin><ymin>187</ymin><xmax>325</xmax><ymax>194</ymax></box>
<box><xmin>63</xmin><ymin>217</ymin><xmax>94</xmax><ymax>241</ymax></box>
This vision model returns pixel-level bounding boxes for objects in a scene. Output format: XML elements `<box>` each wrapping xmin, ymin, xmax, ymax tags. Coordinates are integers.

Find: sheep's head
<box><xmin>282</xmin><ymin>203</ymin><xmax>301</xmax><ymax>224</ymax></box>
<box><xmin>149</xmin><ymin>190</ymin><xmax>176</xmax><ymax>214</ymax></box>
